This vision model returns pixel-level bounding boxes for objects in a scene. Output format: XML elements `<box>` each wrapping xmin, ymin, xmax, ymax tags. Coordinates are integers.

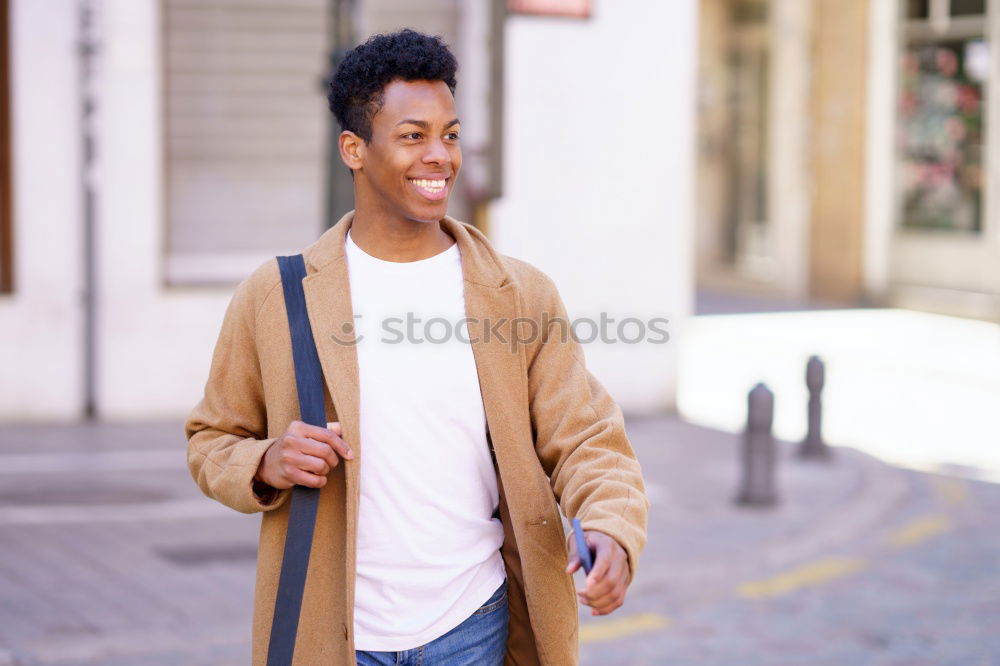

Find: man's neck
<box><xmin>348</xmin><ymin>208</ymin><xmax>455</xmax><ymax>263</ymax></box>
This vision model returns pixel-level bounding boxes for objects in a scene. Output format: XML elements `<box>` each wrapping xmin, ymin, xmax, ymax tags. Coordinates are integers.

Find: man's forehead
<box><xmin>379</xmin><ymin>79</ymin><xmax>456</xmax><ymax>117</ymax></box>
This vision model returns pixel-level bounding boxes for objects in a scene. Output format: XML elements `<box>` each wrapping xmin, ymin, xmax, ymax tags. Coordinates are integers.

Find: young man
<box><xmin>186</xmin><ymin>29</ymin><xmax>648</xmax><ymax>666</ymax></box>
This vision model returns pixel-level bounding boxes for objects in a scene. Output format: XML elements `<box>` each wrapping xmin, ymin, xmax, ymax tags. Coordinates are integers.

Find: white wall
<box><xmin>863</xmin><ymin>0</ymin><xmax>897</xmax><ymax>305</ymax></box>
<box><xmin>0</xmin><ymin>1</ymin><xmax>84</xmax><ymax>420</ymax></box>
<box><xmin>0</xmin><ymin>0</ymin><xmax>288</xmax><ymax>421</ymax></box>
<box><xmin>95</xmin><ymin>0</ymin><xmax>233</xmax><ymax>419</ymax></box>
<box><xmin>489</xmin><ymin>0</ymin><xmax>698</xmax><ymax>413</ymax></box>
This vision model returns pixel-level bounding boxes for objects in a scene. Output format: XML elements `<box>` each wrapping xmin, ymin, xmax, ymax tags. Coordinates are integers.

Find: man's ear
<box><xmin>339</xmin><ymin>130</ymin><xmax>365</xmax><ymax>171</ymax></box>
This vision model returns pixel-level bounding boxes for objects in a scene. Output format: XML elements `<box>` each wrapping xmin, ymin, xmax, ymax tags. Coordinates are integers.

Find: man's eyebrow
<box><xmin>395</xmin><ymin>118</ymin><xmax>461</xmax><ymax>129</ymax></box>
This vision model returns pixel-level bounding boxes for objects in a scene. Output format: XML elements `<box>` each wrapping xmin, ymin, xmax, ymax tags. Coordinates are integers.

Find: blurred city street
<box><xmin>1</xmin><ymin>328</ymin><xmax>999</xmax><ymax>664</ymax></box>
<box><xmin>3</xmin><ymin>0</ymin><xmax>1000</xmax><ymax>664</ymax></box>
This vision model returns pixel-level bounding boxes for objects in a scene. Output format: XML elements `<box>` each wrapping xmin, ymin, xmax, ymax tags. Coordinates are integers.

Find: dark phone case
<box><xmin>572</xmin><ymin>518</ymin><xmax>594</xmax><ymax>574</ymax></box>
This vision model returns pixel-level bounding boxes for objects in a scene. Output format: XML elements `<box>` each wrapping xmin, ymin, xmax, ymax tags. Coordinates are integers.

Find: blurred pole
<box><xmin>79</xmin><ymin>0</ymin><xmax>99</xmax><ymax>419</ymax></box>
<box><xmin>324</xmin><ymin>0</ymin><xmax>357</xmax><ymax>228</ymax></box>
<box><xmin>798</xmin><ymin>355</ymin><xmax>832</xmax><ymax>460</ymax></box>
<box><xmin>0</xmin><ymin>0</ymin><xmax>12</xmax><ymax>295</ymax></box>
<box><xmin>486</xmin><ymin>0</ymin><xmax>505</xmax><ymax>203</ymax></box>
<box><xmin>736</xmin><ymin>382</ymin><xmax>779</xmax><ymax>507</ymax></box>
<box><xmin>456</xmin><ymin>0</ymin><xmax>506</xmax><ymax>232</ymax></box>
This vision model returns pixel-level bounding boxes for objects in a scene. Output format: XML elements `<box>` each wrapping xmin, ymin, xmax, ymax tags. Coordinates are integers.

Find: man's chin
<box><xmin>407</xmin><ymin>207</ymin><xmax>449</xmax><ymax>224</ymax></box>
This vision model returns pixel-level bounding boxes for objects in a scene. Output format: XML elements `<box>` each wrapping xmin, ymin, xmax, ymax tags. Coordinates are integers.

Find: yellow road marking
<box><xmin>579</xmin><ymin>612</ymin><xmax>671</xmax><ymax>643</ymax></box>
<box><xmin>931</xmin><ymin>477</ymin><xmax>968</xmax><ymax>507</ymax></box>
<box><xmin>886</xmin><ymin>514</ymin><xmax>950</xmax><ymax>548</ymax></box>
<box><xmin>737</xmin><ymin>557</ymin><xmax>867</xmax><ymax>599</ymax></box>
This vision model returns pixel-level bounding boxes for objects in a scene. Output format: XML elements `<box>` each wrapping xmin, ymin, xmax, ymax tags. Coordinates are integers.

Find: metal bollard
<box><xmin>736</xmin><ymin>382</ymin><xmax>779</xmax><ymax>507</ymax></box>
<box><xmin>798</xmin><ymin>355</ymin><xmax>832</xmax><ymax>460</ymax></box>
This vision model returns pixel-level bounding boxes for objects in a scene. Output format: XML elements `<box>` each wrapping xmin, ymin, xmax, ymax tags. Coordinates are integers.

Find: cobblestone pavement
<box><xmin>580</xmin><ymin>468</ymin><xmax>1000</xmax><ymax>665</ymax></box>
<box><xmin>0</xmin><ymin>417</ymin><xmax>997</xmax><ymax>665</ymax></box>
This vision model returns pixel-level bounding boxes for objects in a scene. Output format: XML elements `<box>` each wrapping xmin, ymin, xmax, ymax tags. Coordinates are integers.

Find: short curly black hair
<box><xmin>327</xmin><ymin>29</ymin><xmax>458</xmax><ymax>143</ymax></box>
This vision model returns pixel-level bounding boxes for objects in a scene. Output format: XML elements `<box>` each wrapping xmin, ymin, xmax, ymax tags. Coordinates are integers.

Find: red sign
<box><xmin>508</xmin><ymin>0</ymin><xmax>591</xmax><ymax>19</ymax></box>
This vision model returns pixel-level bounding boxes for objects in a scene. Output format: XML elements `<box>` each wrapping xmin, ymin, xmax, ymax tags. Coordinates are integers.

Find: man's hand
<box><xmin>255</xmin><ymin>421</ymin><xmax>353</xmax><ymax>490</ymax></box>
<box><xmin>565</xmin><ymin>529</ymin><xmax>631</xmax><ymax>616</ymax></box>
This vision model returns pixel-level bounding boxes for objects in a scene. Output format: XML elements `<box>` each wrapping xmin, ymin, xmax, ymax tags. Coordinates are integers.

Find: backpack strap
<box><xmin>267</xmin><ymin>254</ymin><xmax>326</xmax><ymax>666</ymax></box>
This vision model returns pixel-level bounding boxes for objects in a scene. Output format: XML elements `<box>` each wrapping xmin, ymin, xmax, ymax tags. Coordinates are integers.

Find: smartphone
<box><xmin>572</xmin><ymin>518</ymin><xmax>594</xmax><ymax>575</ymax></box>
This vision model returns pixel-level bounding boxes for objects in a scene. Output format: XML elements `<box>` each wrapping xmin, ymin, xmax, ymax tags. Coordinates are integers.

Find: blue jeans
<box><xmin>355</xmin><ymin>579</ymin><xmax>508</xmax><ymax>666</ymax></box>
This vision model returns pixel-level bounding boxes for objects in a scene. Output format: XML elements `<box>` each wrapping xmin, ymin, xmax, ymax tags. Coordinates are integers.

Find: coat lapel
<box><xmin>299</xmin><ymin>212</ymin><xmax>363</xmax><ymax>629</ymax></box>
<box><xmin>298</xmin><ymin>210</ymin><xmax>525</xmax><ymax>462</ymax></box>
<box><xmin>300</xmin><ymin>211</ymin><xmax>361</xmax><ymax>453</ymax></box>
<box><xmin>440</xmin><ymin>216</ymin><xmax>530</xmax><ymax>461</ymax></box>
<box><xmin>296</xmin><ymin>209</ymin><xmax>527</xmax><ymax>539</ymax></box>
<box><xmin>463</xmin><ymin>280</ymin><xmax>528</xmax><ymax>451</ymax></box>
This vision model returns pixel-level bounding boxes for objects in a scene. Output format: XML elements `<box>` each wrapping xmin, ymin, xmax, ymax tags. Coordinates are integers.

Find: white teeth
<box><xmin>410</xmin><ymin>178</ymin><xmax>446</xmax><ymax>191</ymax></box>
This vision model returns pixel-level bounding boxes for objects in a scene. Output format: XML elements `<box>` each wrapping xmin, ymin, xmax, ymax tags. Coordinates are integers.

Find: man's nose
<box><xmin>422</xmin><ymin>136</ymin><xmax>450</xmax><ymax>165</ymax></box>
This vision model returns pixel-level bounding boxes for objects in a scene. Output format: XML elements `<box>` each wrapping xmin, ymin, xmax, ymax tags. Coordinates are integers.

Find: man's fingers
<box><xmin>585</xmin><ymin>534</ymin><xmax>613</xmax><ymax>587</ymax></box>
<box><xmin>289</xmin><ymin>430</ymin><xmax>352</xmax><ymax>465</ymax></box>
<box><xmin>280</xmin><ymin>439</ymin><xmax>337</xmax><ymax>481</ymax></box>
<box><xmin>590</xmin><ymin>597</ymin><xmax>625</xmax><ymax>616</ymax></box>
<box><xmin>314</xmin><ymin>425</ymin><xmax>354</xmax><ymax>460</ymax></box>
<box><xmin>297</xmin><ymin>437</ymin><xmax>343</xmax><ymax>469</ymax></box>
<box><xmin>286</xmin><ymin>466</ymin><xmax>327</xmax><ymax>489</ymax></box>
<box><xmin>588</xmin><ymin>551</ymin><xmax>626</xmax><ymax>592</ymax></box>
<box><xmin>576</xmin><ymin>532</ymin><xmax>630</xmax><ymax>613</ymax></box>
<box><xmin>582</xmin><ymin>569</ymin><xmax>627</xmax><ymax>612</ymax></box>
<box><xmin>290</xmin><ymin>421</ymin><xmax>353</xmax><ymax>459</ymax></box>
<box><xmin>288</xmin><ymin>451</ymin><xmax>330</xmax><ymax>476</ymax></box>
<box><xmin>565</xmin><ymin>532</ymin><xmax>579</xmax><ymax>574</ymax></box>
<box><xmin>585</xmin><ymin>577</ymin><xmax>626</xmax><ymax>610</ymax></box>
<box><xmin>581</xmin><ymin>574</ymin><xmax>616</xmax><ymax>606</ymax></box>
<box><xmin>586</xmin><ymin>556</ymin><xmax>629</xmax><ymax>613</ymax></box>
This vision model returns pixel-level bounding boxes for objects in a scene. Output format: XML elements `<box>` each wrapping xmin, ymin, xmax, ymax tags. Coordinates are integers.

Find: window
<box><xmin>899</xmin><ymin>0</ymin><xmax>990</xmax><ymax>232</ymax></box>
<box><xmin>0</xmin><ymin>0</ymin><xmax>12</xmax><ymax>293</ymax></box>
<box><xmin>162</xmin><ymin>0</ymin><xmax>330</xmax><ymax>285</ymax></box>
<box><xmin>908</xmin><ymin>0</ymin><xmax>931</xmax><ymax>18</ymax></box>
<box><xmin>951</xmin><ymin>0</ymin><xmax>987</xmax><ymax>16</ymax></box>
<box><xmin>907</xmin><ymin>0</ymin><xmax>986</xmax><ymax>19</ymax></box>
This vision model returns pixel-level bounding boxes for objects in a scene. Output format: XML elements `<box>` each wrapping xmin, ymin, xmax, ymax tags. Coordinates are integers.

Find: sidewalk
<box><xmin>584</xmin><ymin>416</ymin><xmax>999</xmax><ymax>665</ymax></box>
<box><xmin>0</xmin><ymin>414</ymin><xmax>921</xmax><ymax>665</ymax></box>
<box><xmin>678</xmin><ymin>299</ymin><xmax>1000</xmax><ymax>483</ymax></box>
<box><xmin>619</xmin><ymin>415</ymin><xmax>909</xmax><ymax>607</ymax></box>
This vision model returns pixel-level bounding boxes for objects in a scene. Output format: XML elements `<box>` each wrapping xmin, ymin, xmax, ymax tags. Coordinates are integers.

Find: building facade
<box><xmin>0</xmin><ymin>0</ymin><xmax>693</xmax><ymax>420</ymax></box>
<box><xmin>697</xmin><ymin>0</ymin><xmax>1000</xmax><ymax>321</ymax></box>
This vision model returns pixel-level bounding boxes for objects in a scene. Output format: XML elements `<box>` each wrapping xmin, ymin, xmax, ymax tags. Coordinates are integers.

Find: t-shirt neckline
<box><xmin>346</xmin><ymin>228</ymin><xmax>459</xmax><ymax>271</ymax></box>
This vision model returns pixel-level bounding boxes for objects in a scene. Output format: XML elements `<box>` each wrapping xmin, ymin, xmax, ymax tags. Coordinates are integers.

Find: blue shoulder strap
<box><xmin>267</xmin><ymin>254</ymin><xmax>325</xmax><ymax>666</ymax></box>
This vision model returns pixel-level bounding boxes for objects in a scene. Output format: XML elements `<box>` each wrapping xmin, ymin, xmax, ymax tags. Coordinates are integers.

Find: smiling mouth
<box><xmin>409</xmin><ymin>178</ymin><xmax>449</xmax><ymax>200</ymax></box>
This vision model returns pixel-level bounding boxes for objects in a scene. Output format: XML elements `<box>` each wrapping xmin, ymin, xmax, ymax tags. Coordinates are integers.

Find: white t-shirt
<box><xmin>344</xmin><ymin>229</ymin><xmax>506</xmax><ymax>651</ymax></box>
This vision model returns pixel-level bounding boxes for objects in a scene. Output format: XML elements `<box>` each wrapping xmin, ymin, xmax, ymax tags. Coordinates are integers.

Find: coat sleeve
<box><xmin>185</xmin><ymin>274</ymin><xmax>293</xmax><ymax>514</ymax></box>
<box><xmin>525</xmin><ymin>273</ymin><xmax>650</xmax><ymax>583</ymax></box>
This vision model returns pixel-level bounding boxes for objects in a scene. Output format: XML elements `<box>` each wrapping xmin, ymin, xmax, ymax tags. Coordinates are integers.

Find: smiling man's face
<box><xmin>352</xmin><ymin>78</ymin><xmax>462</xmax><ymax>225</ymax></box>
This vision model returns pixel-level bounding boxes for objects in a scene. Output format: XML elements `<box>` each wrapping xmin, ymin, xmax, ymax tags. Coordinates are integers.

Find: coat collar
<box><xmin>301</xmin><ymin>209</ymin><xmax>508</xmax><ymax>289</ymax></box>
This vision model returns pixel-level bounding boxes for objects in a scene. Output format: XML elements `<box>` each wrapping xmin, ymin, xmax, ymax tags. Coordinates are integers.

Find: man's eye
<box><xmin>446</xmin><ymin>132</ymin><xmax>460</xmax><ymax>141</ymax></box>
<box><xmin>403</xmin><ymin>132</ymin><xmax>422</xmax><ymax>140</ymax></box>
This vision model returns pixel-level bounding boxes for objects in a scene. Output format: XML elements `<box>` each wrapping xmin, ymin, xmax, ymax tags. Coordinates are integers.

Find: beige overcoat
<box><xmin>185</xmin><ymin>211</ymin><xmax>649</xmax><ymax>665</ymax></box>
